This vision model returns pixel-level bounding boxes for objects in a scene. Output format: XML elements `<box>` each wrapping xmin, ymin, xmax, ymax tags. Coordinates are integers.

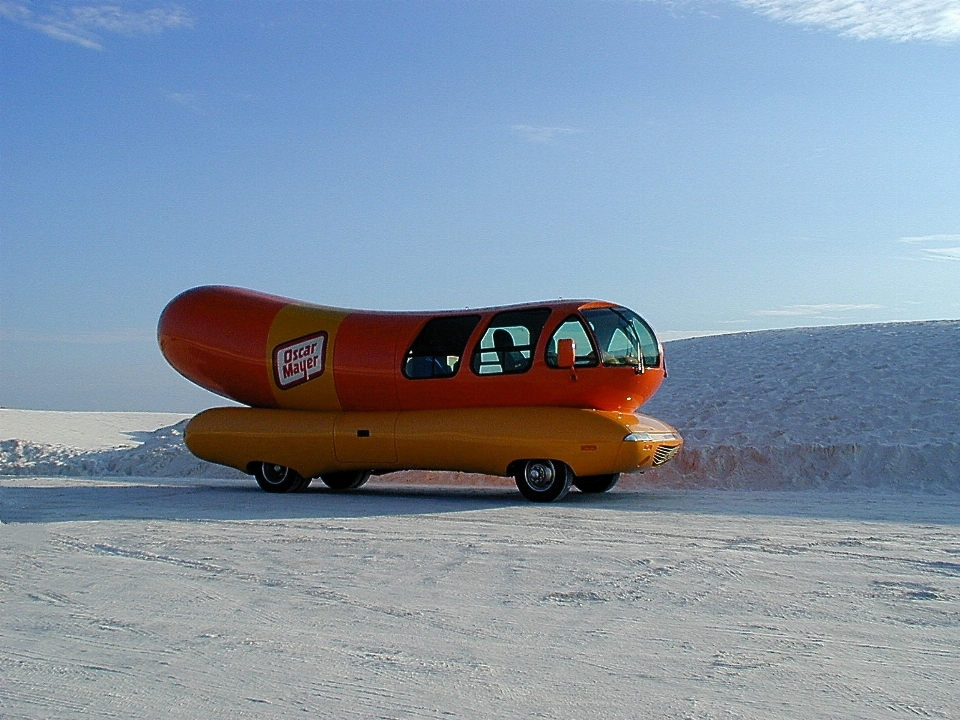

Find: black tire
<box><xmin>573</xmin><ymin>473</ymin><xmax>621</xmax><ymax>494</ymax></box>
<box><xmin>514</xmin><ymin>459</ymin><xmax>572</xmax><ymax>503</ymax></box>
<box><xmin>320</xmin><ymin>470</ymin><xmax>372</xmax><ymax>491</ymax></box>
<box><xmin>254</xmin><ymin>462</ymin><xmax>306</xmax><ymax>493</ymax></box>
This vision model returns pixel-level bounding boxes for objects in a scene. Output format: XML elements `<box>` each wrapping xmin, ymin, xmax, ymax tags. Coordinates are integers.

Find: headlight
<box><xmin>624</xmin><ymin>432</ymin><xmax>677</xmax><ymax>442</ymax></box>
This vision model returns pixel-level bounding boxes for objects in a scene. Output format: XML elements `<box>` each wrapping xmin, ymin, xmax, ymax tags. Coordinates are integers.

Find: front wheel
<box><xmin>514</xmin><ymin>459</ymin><xmax>572</xmax><ymax>503</ymax></box>
<box><xmin>320</xmin><ymin>470</ymin><xmax>372</xmax><ymax>491</ymax></box>
<box><xmin>573</xmin><ymin>473</ymin><xmax>621</xmax><ymax>494</ymax></box>
<box><xmin>254</xmin><ymin>462</ymin><xmax>306</xmax><ymax>493</ymax></box>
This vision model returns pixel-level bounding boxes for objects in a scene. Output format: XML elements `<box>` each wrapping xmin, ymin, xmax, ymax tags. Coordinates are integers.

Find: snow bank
<box><xmin>639</xmin><ymin>319</ymin><xmax>960</xmax><ymax>491</ymax></box>
<box><xmin>0</xmin><ymin>409</ymin><xmax>190</xmax><ymax>450</ymax></box>
<box><xmin>0</xmin><ymin>419</ymin><xmax>244</xmax><ymax>480</ymax></box>
<box><xmin>2</xmin><ymin>320</ymin><xmax>958</xmax><ymax>490</ymax></box>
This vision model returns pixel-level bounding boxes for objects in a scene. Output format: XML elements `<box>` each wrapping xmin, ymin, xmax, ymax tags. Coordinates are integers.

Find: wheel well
<box><xmin>507</xmin><ymin>459</ymin><xmax>574</xmax><ymax>478</ymax></box>
<box><xmin>247</xmin><ymin>460</ymin><xmax>315</xmax><ymax>479</ymax></box>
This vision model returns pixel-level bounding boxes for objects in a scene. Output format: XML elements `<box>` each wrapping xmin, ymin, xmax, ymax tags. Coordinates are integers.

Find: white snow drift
<box><xmin>643</xmin><ymin>320</ymin><xmax>960</xmax><ymax>491</ymax></box>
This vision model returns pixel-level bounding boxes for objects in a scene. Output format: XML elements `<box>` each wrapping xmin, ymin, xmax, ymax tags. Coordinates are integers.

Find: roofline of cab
<box><xmin>174</xmin><ymin>286</ymin><xmax>622</xmax><ymax>319</ymax></box>
<box><xmin>331</xmin><ymin>299</ymin><xmax>618</xmax><ymax>318</ymax></box>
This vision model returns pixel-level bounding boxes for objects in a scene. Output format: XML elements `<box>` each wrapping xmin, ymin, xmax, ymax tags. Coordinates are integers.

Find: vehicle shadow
<box><xmin>3</xmin><ymin>477</ymin><xmax>959</xmax><ymax>525</ymax></box>
<box><xmin>0</xmin><ymin>478</ymin><xmax>525</xmax><ymax>524</ymax></box>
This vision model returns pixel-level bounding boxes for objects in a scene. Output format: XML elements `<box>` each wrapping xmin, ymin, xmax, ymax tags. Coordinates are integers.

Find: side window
<box><xmin>545</xmin><ymin>316</ymin><xmax>598</xmax><ymax>367</ymax></box>
<box><xmin>471</xmin><ymin>308</ymin><xmax>552</xmax><ymax>376</ymax></box>
<box><xmin>403</xmin><ymin>314</ymin><xmax>481</xmax><ymax>379</ymax></box>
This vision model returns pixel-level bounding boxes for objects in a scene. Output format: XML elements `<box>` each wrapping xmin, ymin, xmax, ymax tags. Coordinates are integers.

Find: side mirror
<box><xmin>556</xmin><ymin>338</ymin><xmax>576</xmax><ymax>369</ymax></box>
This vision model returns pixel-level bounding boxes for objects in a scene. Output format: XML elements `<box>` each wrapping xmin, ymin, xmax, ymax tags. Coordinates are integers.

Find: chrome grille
<box><xmin>652</xmin><ymin>444</ymin><xmax>680</xmax><ymax>466</ymax></box>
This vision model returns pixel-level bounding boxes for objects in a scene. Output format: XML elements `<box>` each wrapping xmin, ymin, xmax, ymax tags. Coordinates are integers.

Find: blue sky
<box><xmin>1</xmin><ymin>0</ymin><xmax>958</xmax><ymax>411</ymax></box>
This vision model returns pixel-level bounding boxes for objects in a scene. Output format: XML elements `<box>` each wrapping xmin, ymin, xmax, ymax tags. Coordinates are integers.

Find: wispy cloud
<box><xmin>0</xmin><ymin>1</ymin><xmax>193</xmax><ymax>50</ymax></box>
<box><xmin>899</xmin><ymin>233</ymin><xmax>960</xmax><ymax>261</ymax></box>
<box><xmin>900</xmin><ymin>233</ymin><xmax>960</xmax><ymax>244</ymax></box>
<box><xmin>165</xmin><ymin>91</ymin><xmax>204</xmax><ymax>113</ymax></box>
<box><xmin>921</xmin><ymin>247</ymin><xmax>960</xmax><ymax>260</ymax></box>
<box><xmin>732</xmin><ymin>0</ymin><xmax>960</xmax><ymax>42</ymax></box>
<box><xmin>512</xmin><ymin>125</ymin><xmax>580</xmax><ymax>143</ymax></box>
<box><xmin>754</xmin><ymin>303</ymin><xmax>882</xmax><ymax>317</ymax></box>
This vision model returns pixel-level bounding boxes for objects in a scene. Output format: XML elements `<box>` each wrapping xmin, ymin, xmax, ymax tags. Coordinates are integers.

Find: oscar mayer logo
<box><xmin>273</xmin><ymin>332</ymin><xmax>327</xmax><ymax>389</ymax></box>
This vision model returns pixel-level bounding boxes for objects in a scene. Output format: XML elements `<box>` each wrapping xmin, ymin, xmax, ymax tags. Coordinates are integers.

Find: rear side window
<box><xmin>403</xmin><ymin>314</ymin><xmax>481</xmax><ymax>379</ymax></box>
<box><xmin>545</xmin><ymin>316</ymin><xmax>598</xmax><ymax>367</ymax></box>
<box><xmin>471</xmin><ymin>308</ymin><xmax>552</xmax><ymax>375</ymax></box>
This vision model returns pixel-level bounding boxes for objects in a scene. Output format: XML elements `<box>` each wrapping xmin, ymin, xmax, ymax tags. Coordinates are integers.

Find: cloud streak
<box><xmin>899</xmin><ymin>234</ymin><xmax>960</xmax><ymax>261</ymax></box>
<box><xmin>900</xmin><ymin>233</ymin><xmax>960</xmax><ymax>244</ymax></box>
<box><xmin>512</xmin><ymin>125</ymin><xmax>580</xmax><ymax>143</ymax></box>
<box><xmin>0</xmin><ymin>1</ymin><xmax>193</xmax><ymax>50</ymax></box>
<box><xmin>754</xmin><ymin>303</ymin><xmax>882</xmax><ymax>317</ymax></box>
<box><xmin>922</xmin><ymin>247</ymin><xmax>960</xmax><ymax>260</ymax></box>
<box><xmin>165</xmin><ymin>91</ymin><xmax>204</xmax><ymax>114</ymax></box>
<box><xmin>732</xmin><ymin>0</ymin><xmax>960</xmax><ymax>42</ymax></box>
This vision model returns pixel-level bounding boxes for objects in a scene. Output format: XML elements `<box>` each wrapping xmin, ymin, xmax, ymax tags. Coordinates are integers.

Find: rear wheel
<box><xmin>573</xmin><ymin>473</ymin><xmax>621</xmax><ymax>494</ymax></box>
<box><xmin>320</xmin><ymin>470</ymin><xmax>372</xmax><ymax>490</ymax></box>
<box><xmin>514</xmin><ymin>459</ymin><xmax>572</xmax><ymax>503</ymax></box>
<box><xmin>253</xmin><ymin>462</ymin><xmax>305</xmax><ymax>493</ymax></box>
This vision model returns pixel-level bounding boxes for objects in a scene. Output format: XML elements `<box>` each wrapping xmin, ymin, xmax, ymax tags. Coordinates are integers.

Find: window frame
<box><xmin>544</xmin><ymin>314</ymin><xmax>600</xmax><ymax>369</ymax></box>
<box><xmin>401</xmin><ymin>314</ymin><xmax>482</xmax><ymax>381</ymax></box>
<box><xmin>581</xmin><ymin>306</ymin><xmax>661</xmax><ymax>370</ymax></box>
<box><xmin>469</xmin><ymin>307</ymin><xmax>553</xmax><ymax>377</ymax></box>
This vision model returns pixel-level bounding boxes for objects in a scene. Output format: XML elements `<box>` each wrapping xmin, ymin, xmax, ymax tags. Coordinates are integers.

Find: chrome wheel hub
<box><xmin>262</xmin><ymin>463</ymin><xmax>289</xmax><ymax>485</ymax></box>
<box><xmin>525</xmin><ymin>461</ymin><xmax>555</xmax><ymax>491</ymax></box>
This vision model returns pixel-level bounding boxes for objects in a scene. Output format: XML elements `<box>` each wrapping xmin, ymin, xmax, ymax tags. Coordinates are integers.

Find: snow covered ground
<box><xmin>0</xmin><ymin>408</ymin><xmax>239</xmax><ymax>479</ymax></box>
<box><xmin>2</xmin><ymin>321</ymin><xmax>959</xmax><ymax>717</ymax></box>
<box><xmin>2</xmin><ymin>478</ymin><xmax>959</xmax><ymax>719</ymax></box>
<box><xmin>0</xmin><ymin>409</ymin><xmax>191</xmax><ymax>450</ymax></box>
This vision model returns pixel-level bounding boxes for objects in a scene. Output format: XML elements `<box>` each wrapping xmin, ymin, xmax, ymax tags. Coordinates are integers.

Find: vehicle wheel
<box><xmin>573</xmin><ymin>473</ymin><xmax>621</xmax><ymax>494</ymax></box>
<box><xmin>320</xmin><ymin>470</ymin><xmax>372</xmax><ymax>490</ymax></box>
<box><xmin>292</xmin><ymin>476</ymin><xmax>313</xmax><ymax>492</ymax></box>
<box><xmin>254</xmin><ymin>462</ymin><xmax>305</xmax><ymax>493</ymax></box>
<box><xmin>514</xmin><ymin>459</ymin><xmax>572</xmax><ymax>503</ymax></box>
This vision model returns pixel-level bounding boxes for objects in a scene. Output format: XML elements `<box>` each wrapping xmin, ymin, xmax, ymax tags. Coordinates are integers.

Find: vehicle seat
<box><xmin>493</xmin><ymin>329</ymin><xmax>527</xmax><ymax>373</ymax></box>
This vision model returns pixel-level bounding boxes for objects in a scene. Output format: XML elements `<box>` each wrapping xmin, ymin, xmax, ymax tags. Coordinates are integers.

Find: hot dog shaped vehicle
<box><xmin>159</xmin><ymin>286</ymin><xmax>682</xmax><ymax>502</ymax></box>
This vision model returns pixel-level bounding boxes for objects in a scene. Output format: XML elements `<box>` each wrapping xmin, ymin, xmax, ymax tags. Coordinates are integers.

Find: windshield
<box><xmin>581</xmin><ymin>306</ymin><xmax>660</xmax><ymax>369</ymax></box>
